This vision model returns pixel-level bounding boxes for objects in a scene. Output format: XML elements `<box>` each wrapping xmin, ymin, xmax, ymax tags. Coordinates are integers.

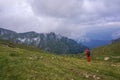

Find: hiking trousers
<box><xmin>87</xmin><ymin>56</ymin><xmax>90</xmax><ymax>62</ymax></box>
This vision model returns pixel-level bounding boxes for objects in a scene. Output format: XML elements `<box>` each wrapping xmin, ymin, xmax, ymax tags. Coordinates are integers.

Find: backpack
<box><xmin>87</xmin><ymin>50</ymin><xmax>90</xmax><ymax>56</ymax></box>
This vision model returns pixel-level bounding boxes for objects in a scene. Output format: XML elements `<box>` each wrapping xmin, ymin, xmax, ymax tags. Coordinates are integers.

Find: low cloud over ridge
<box><xmin>0</xmin><ymin>0</ymin><xmax>120</xmax><ymax>40</ymax></box>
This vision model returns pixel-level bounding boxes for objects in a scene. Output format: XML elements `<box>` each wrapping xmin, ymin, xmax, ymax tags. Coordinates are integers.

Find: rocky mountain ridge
<box><xmin>0</xmin><ymin>28</ymin><xmax>87</xmax><ymax>54</ymax></box>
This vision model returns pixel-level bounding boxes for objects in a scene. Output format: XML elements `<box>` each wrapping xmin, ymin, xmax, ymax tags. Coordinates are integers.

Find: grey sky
<box><xmin>0</xmin><ymin>0</ymin><xmax>120</xmax><ymax>40</ymax></box>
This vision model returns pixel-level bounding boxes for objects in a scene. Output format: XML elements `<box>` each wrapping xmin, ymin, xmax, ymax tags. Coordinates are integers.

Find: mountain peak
<box><xmin>0</xmin><ymin>28</ymin><xmax>87</xmax><ymax>54</ymax></box>
<box><xmin>19</xmin><ymin>31</ymin><xmax>37</xmax><ymax>34</ymax></box>
<box><xmin>0</xmin><ymin>28</ymin><xmax>16</xmax><ymax>33</ymax></box>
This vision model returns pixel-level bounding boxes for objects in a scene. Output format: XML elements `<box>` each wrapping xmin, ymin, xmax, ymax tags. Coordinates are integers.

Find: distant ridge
<box><xmin>0</xmin><ymin>28</ymin><xmax>87</xmax><ymax>54</ymax></box>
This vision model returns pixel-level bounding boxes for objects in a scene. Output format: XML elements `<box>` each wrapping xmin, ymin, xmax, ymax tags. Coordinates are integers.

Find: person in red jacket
<box><xmin>84</xmin><ymin>48</ymin><xmax>90</xmax><ymax>62</ymax></box>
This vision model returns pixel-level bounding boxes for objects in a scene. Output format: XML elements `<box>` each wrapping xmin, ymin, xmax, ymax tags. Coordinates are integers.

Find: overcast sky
<box><xmin>0</xmin><ymin>0</ymin><xmax>120</xmax><ymax>40</ymax></box>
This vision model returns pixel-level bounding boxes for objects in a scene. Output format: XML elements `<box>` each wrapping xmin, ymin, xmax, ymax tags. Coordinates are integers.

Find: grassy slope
<box><xmin>91</xmin><ymin>41</ymin><xmax>120</xmax><ymax>62</ymax></box>
<box><xmin>0</xmin><ymin>40</ymin><xmax>120</xmax><ymax>80</ymax></box>
<box><xmin>67</xmin><ymin>41</ymin><xmax>120</xmax><ymax>62</ymax></box>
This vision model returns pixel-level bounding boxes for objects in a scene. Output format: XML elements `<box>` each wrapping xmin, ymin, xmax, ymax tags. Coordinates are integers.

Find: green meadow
<box><xmin>0</xmin><ymin>40</ymin><xmax>120</xmax><ymax>80</ymax></box>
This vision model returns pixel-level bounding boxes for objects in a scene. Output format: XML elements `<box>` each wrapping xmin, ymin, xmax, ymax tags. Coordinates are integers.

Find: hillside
<box><xmin>0</xmin><ymin>39</ymin><xmax>44</xmax><ymax>52</ymax></box>
<box><xmin>0</xmin><ymin>28</ymin><xmax>87</xmax><ymax>54</ymax></box>
<box><xmin>0</xmin><ymin>40</ymin><xmax>120</xmax><ymax>80</ymax></box>
<box><xmin>112</xmin><ymin>38</ymin><xmax>120</xmax><ymax>43</ymax></box>
<box><xmin>90</xmin><ymin>40</ymin><xmax>120</xmax><ymax>62</ymax></box>
<box><xmin>62</xmin><ymin>40</ymin><xmax>120</xmax><ymax>63</ymax></box>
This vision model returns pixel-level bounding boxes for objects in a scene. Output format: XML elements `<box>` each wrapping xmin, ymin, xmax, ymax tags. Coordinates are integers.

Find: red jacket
<box><xmin>85</xmin><ymin>49</ymin><xmax>89</xmax><ymax>56</ymax></box>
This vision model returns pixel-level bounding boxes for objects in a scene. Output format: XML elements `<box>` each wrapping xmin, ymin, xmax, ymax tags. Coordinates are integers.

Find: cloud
<box><xmin>29</xmin><ymin>0</ymin><xmax>120</xmax><ymax>19</ymax></box>
<box><xmin>112</xmin><ymin>31</ymin><xmax>120</xmax><ymax>39</ymax></box>
<box><xmin>0</xmin><ymin>0</ymin><xmax>120</xmax><ymax>40</ymax></box>
<box><xmin>29</xmin><ymin>0</ymin><xmax>83</xmax><ymax>18</ymax></box>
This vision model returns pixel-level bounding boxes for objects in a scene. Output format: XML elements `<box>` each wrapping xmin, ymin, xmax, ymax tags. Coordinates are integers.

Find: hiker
<box><xmin>84</xmin><ymin>48</ymin><xmax>90</xmax><ymax>62</ymax></box>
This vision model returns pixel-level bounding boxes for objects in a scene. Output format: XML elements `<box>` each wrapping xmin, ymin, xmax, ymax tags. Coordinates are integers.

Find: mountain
<box><xmin>82</xmin><ymin>40</ymin><xmax>111</xmax><ymax>49</ymax></box>
<box><xmin>112</xmin><ymin>38</ymin><xmax>120</xmax><ymax>43</ymax></box>
<box><xmin>0</xmin><ymin>28</ymin><xmax>87</xmax><ymax>54</ymax></box>
<box><xmin>112</xmin><ymin>31</ymin><xmax>120</xmax><ymax>39</ymax></box>
<box><xmin>0</xmin><ymin>39</ymin><xmax>120</xmax><ymax>80</ymax></box>
<box><xmin>76</xmin><ymin>27</ymin><xmax>120</xmax><ymax>48</ymax></box>
<box><xmin>0</xmin><ymin>28</ymin><xmax>17</xmax><ymax>40</ymax></box>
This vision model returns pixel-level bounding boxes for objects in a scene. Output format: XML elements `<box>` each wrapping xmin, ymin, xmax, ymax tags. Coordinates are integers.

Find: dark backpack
<box><xmin>87</xmin><ymin>50</ymin><xmax>90</xmax><ymax>56</ymax></box>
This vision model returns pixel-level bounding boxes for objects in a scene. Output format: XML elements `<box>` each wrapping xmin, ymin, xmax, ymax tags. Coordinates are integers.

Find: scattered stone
<box><xmin>85</xmin><ymin>75</ymin><xmax>89</xmax><ymax>78</ymax></box>
<box><xmin>29</xmin><ymin>57</ymin><xmax>33</xmax><ymax>60</ymax></box>
<box><xmin>111</xmin><ymin>64</ymin><xmax>116</xmax><ymax>67</ymax></box>
<box><xmin>40</xmin><ymin>56</ymin><xmax>43</xmax><ymax>59</ymax></box>
<box><xmin>83</xmin><ymin>73</ymin><xmax>101</xmax><ymax>80</ymax></box>
<box><xmin>111</xmin><ymin>64</ymin><xmax>120</xmax><ymax>67</ymax></box>
<box><xmin>96</xmin><ymin>77</ymin><xmax>100</xmax><ymax>80</ymax></box>
<box><xmin>104</xmin><ymin>57</ymin><xmax>110</xmax><ymax>61</ymax></box>
<box><xmin>93</xmin><ymin>75</ymin><xmax>96</xmax><ymax>79</ymax></box>
<box><xmin>83</xmin><ymin>73</ymin><xmax>89</xmax><ymax>78</ymax></box>
<box><xmin>96</xmin><ymin>70</ymin><xmax>99</xmax><ymax>73</ymax></box>
<box><xmin>28</xmin><ymin>56</ymin><xmax>40</xmax><ymax>60</ymax></box>
<box><xmin>52</xmin><ymin>57</ymin><xmax>54</xmax><ymax>59</ymax></box>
